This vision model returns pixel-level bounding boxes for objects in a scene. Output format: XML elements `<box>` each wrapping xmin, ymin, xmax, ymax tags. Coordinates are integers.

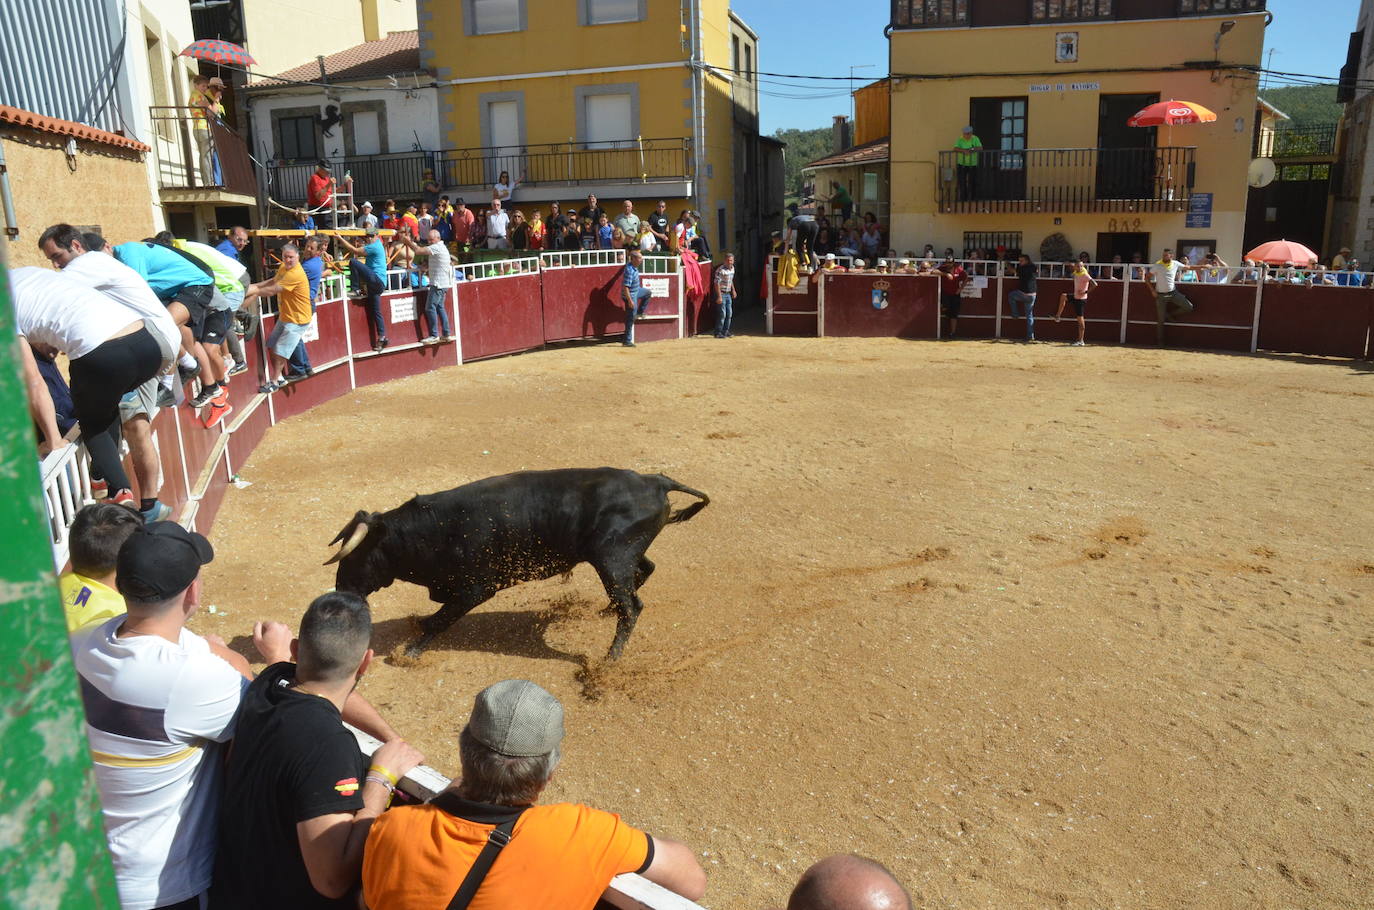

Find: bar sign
<box><xmin>1186</xmin><ymin>193</ymin><xmax>1212</xmax><ymax>228</ymax></box>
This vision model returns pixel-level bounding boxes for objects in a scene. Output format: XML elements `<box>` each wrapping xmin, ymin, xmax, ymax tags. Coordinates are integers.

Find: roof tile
<box><xmin>804</xmin><ymin>138</ymin><xmax>890</xmax><ymax>170</ymax></box>
<box><xmin>0</xmin><ymin>105</ymin><xmax>150</xmax><ymax>152</ymax></box>
<box><xmin>254</xmin><ymin>31</ymin><xmax>424</xmax><ymax>85</ymax></box>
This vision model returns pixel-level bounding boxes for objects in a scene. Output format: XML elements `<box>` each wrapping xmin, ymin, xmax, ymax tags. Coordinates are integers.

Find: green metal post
<box><xmin>0</xmin><ymin>249</ymin><xmax>120</xmax><ymax>906</ymax></box>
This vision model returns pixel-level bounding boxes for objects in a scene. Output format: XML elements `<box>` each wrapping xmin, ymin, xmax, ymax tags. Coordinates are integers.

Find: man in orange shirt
<box><xmin>253</xmin><ymin>243</ymin><xmax>313</xmax><ymax>393</ymax></box>
<box><xmin>362</xmin><ymin>680</ymin><xmax>707</xmax><ymax>910</ymax></box>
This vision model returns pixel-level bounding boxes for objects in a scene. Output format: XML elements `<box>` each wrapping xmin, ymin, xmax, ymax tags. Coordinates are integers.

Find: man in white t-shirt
<box><xmin>70</xmin><ymin>521</ymin><xmax>277</xmax><ymax>910</ymax></box>
<box><xmin>51</xmin><ymin>242</ymin><xmax>183</xmax><ymax>521</ymax></box>
<box><xmin>1146</xmin><ymin>248</ymin><xmax>1197</xmax><ymax>346</ymax></box>
<box><xmin>397</xmin><ymin>227</ymin><xmax>455</xmax><ymax>344</ymax></box>
<box><xmin>486</xmin><ymin>198</ymin><xmax>510</xmax><ymax>250</ymax></box>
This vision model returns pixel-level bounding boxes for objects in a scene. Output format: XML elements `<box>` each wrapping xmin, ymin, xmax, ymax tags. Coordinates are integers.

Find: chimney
<box><xmin>832</xmin><ymin>115</ymin><xmax>851</xmax><ymax>154</ymax></box>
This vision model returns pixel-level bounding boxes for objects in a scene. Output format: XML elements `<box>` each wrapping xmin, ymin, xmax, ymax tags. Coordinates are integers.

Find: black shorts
<box><xmin>1069</xmin><ymin>297</ymin><xmax>1086</xmax><ymax>316</ymax></box>
<box><xmin>201</xmin><ymin>308</ymin><xmax>233</xmax><ymax>345</ymax></box>
<box><xmin>941</xmin><ymin>293</ymin><xmax>962</xmax><ymax>317</ymax></box>
<box><xmin>177</xmin><ymin>284</ymin><xmax>216</xmax><ymax>340</ymax></box>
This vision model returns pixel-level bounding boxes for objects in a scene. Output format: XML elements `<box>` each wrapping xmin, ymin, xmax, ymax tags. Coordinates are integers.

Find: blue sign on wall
<box><xmin>1186</xmin><ymin>193</ymin><xmax>1213</xmax><ymax>229</ymax></box>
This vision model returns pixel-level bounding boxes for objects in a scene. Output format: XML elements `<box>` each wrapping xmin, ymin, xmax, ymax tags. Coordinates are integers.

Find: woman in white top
<box><xmin>638</xmin><ymin>222</ymin><xmax>657</xmax><ymax>253</ymax></box>
<box><xmin>492</xmin><ymin>170</ymin><xmax>519</xmax><ymax>204</ymax></box>
<box><xmin>13</xmin><ymin>266</ymin><xmax>164</xmax><ymax>497</ymax></box>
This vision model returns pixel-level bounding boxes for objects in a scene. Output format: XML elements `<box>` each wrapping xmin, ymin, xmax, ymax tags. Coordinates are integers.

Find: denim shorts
<box><xmin>268</xmin><ymin>319</ymin><xmax>310</xmax><ymax>358</ymax></box>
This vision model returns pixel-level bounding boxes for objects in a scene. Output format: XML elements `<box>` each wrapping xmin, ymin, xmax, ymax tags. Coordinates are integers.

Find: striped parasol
<box><xmin>180</xmin><ymin>39</ymin><xmax>256</xmax><ymax>67</ymax></box>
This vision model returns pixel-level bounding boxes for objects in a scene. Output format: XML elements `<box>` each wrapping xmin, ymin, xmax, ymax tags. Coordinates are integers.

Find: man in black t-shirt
<box><xmin>213</xmin><ymin>592</ymin><xmax>424</xmax><ymax>909</ymax></box>
<box><xmin>545</xmin><ymin>201</ymin><xmax>569</xmax><ymax>240</ymax></box>
<box><xmin>578</xmin><ymin>193</ymin><xmax>604</xmax><ymax>228</ymax></box>
<box><xmin>1007</xmin><ymin>253</ymin><xmax>1038</xmax><ymax>342</ymax></box>
<box><xmin>646</xmin><ymin>200</ymin><xmax>671</xmax><ymax>252</ymax></box>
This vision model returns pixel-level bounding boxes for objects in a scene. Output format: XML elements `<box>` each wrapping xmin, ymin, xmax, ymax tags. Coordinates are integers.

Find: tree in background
<box><xmin>773</xmin><ymin>126</ymin><xmax>833</xmax><ymax>202</ymax></box>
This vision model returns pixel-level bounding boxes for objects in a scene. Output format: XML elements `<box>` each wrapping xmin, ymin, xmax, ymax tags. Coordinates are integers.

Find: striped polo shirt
<box><xmin>71</xmin><ymin>616</ymin><xmax>246</xmax><ymax>910</ymax></box>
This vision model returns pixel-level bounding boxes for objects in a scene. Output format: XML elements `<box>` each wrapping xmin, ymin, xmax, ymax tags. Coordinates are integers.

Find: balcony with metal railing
<box><xmin>891</xmin><ymin>0</ymin><xmax>1264</xmax><ymax>28</ymax></box>
<box><xmin>937</xmin><ymin>146</ymin><xmax>1195</xmax><ymax>213</ymax></box>
<box><xmin>1260</xmin><ymin>124</ymin><xmax>1338</xmax><ymax>160</ymax></box>
<box><xmin>265</xmin><ymin>137</ymin><xmax>694</xmax><ymax>207</ymax></box>
<box><xmin>148</xmin><ymin>106</ymin><xmax>257</xmax><ymax>202</ymax></box>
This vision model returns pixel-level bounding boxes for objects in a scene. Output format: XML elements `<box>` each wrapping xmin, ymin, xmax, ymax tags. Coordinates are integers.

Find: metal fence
<box><xmin>937</xmin><ymin>146</ymin><xmax>1196</xmax><ymax>213</ymax></box>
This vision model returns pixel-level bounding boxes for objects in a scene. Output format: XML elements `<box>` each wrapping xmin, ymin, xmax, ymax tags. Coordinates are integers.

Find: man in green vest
<box><xmin>954</xmin><ymin>126</ymin><xmax>982</xmax><ymax>201</ymax></box>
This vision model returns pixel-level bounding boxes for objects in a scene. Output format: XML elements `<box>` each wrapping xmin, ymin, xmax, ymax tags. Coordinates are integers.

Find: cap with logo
<box><xmin>116</xmin><ymin>521</ymin><xmax>214</xmax><ymax>602</ymax></box>
<box><xmin>468</xmin><ymin>679</ymin><xmax>565</xmax><ymax>757</ymax></box>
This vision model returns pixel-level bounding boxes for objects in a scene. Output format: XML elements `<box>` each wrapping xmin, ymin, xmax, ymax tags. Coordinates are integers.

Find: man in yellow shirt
<box><xmin>188</xmin><ymin>75</ymin><xmax>226</xmax><ymax>187</ymax></box>
<box><xmin>59</xmin><ymin>503</ymin><xmax>143</xmax><ymax>632</ymax></box>
<box><xmin>252</xmin><ymin>243</ymin><xmax>312</xmax><ymax>393</ymax></box>
<box><xmin>954</xmin><ymin>126</ymin><xmax>982</xmax><ymax>201</ymax></box>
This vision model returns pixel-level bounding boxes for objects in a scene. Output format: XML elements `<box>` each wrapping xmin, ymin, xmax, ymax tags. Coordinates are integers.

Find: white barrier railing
<box><xmin>456</xmin><ymin>256</ymin><xmax>542</xmax><ymax>282</ymax></box>
<box><xmin>346</xmin><ymin>723</ymin><xmax>707</xmax><ymax>910</ymax></box>
<box><xmin>40</xmin><ymin>428</ymin><xmax>93</xmax><ymax>570</ymax></box>
<box><xmin>540</xmin><ymin>249</ymin><xmax>626</xmax><ymax>268</ymax></box>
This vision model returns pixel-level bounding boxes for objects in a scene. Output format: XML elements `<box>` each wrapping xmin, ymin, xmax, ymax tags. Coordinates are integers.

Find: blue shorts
<box><xmin>268</xmin><ymin>319</ymin><xmax>309</xmax><ymax>358</ymax></box>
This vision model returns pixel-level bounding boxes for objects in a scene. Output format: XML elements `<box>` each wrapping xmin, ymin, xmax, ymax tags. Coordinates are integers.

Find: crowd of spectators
<box><xmin>51</xmin><ymin>502</ymin><xmax>912</xmax><ymax>909</ymax></box>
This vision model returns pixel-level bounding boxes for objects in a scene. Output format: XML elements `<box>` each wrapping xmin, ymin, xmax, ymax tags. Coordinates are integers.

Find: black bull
<box><xmin>325</xmin><ymin>468</ymin><xmax>709</xmax><ymax>659</ymax></box>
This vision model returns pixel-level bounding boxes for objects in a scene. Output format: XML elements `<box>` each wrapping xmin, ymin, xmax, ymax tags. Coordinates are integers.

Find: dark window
<box><xmin>1032</xmin><ymin>0</ymin><xmax>1113</xmax><ymax>20</ymax></box>
<box><xmin>733</xmin><ymin>35</ymin><xmax>740</xmax><ymax>77</ymax></box>
<box><xmin>891</xmin><ymin>0</ymin><xmax>968</xmax><ymax>28</ymax></box>
<box><xmin>964</xmin><ymin>231</ymin><xmax>1022</xmax><ymax>259</ymax></box>
<box><xmin>745</xmin><ymin>44</ymin><xmax>753</xmax><ymax>81</ymax></box>
<box><xmin>278</xmin><ymin>115</ymin><xmax>317</xmax><ymax>161</ymax></box>
<box><xmin>1177</xmin><ymin>0</ymin><xmax>1263</xmax><ymax>12</ymax></box>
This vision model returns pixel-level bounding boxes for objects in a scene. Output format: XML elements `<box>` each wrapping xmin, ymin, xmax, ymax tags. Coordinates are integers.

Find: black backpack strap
<box><xmin>445</xmin><ymin>808</ymin><xmax>526</xmax><ymax>910</ymax></box>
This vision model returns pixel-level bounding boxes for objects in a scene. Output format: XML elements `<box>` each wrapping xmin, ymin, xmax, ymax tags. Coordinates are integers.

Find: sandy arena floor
<box><xmin>200</xmin><ymin>330</ymin><xmax>1374</xmax><ymax>908</ymax></box>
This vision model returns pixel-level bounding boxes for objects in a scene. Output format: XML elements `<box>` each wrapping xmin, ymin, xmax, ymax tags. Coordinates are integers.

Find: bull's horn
<box><xmin>324</xmin><ymin>522</ymin><xmax>369</xmax><ymax>565</ymax></box>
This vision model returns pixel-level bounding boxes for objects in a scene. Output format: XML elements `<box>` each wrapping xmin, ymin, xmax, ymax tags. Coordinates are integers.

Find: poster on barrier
<box><xmin>390</xmin><ymin>295</ymin><xmax>416</xmax><ymax>323</ymax></box>
<box><xmin>961</xmin><ymin>275</ymin><xmax>987</xmax><ymax>298</ymax></box>
<box><xmin>302</xmin><ymin>314</ymin><xmax>320</xmax><ymax>343</ymax></box>
<box><xmin>643</xmin><ymin>277</ymin><xmax>670</xmax><ymax>298</ymax></box>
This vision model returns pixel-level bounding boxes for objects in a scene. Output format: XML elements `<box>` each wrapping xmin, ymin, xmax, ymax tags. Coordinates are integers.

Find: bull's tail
<box><xmin>660</xmin><ymin>475</ymin><xmax>710</xmax><ymax>524</ymax></box>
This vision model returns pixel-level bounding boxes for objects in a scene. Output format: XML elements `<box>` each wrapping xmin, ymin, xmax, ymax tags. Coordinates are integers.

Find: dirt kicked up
<box><xmin>201</xmin><ymin>333</ymin><xmax>1374</xmax><ymax>908</ymax></box>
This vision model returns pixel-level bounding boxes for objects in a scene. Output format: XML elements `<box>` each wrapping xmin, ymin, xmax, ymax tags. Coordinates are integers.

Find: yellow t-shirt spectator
<box><xmin>188</xmin><ymin>90</ymin><xmax>224</xmax><ymax>131</ymax></box>
<box><xmin>274</xmin><ymin>263</ymin><xmax>312</xmax><ymax>325</ymax></box>
<box><xmin>60</xmin><ymin>572</ymin><xmax>126</xmax><ymax>632</ymax></box>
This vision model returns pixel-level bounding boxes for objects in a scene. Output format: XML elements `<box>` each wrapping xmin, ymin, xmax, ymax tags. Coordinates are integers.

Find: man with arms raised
<box><xmin>362</xmin><ymin>679</ymin><xmax>706</xmax><ymax>909</ymax></box>
<box><xmin>215</xmin><ymin>592</ymin><xmax>423</xmax><ymax>908</ymax></box>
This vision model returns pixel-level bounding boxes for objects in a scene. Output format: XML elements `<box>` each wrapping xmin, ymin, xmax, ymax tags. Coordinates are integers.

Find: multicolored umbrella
<box><xmin>1126</xmin><ymin>100</ymin><xmax>1217</xmax><ymax>127</ymax></box>
<box><xmin>1245</xmin><ymin>239</ymin><xmax>1320</xmax><ymax>266</ymax></box>
<box><xmin>180</xmin><ymin>39</ymin><xmax>255</xmax><ymax>67</ymax></box>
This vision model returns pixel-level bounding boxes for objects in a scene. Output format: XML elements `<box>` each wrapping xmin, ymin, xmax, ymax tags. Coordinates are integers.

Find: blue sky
<box><xmin>730</xmin><ymin>0</ymin><xmax>1357</xmax><ymax>134</ymax></box>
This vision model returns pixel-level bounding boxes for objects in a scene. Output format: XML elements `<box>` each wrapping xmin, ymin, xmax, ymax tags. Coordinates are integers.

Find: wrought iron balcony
<box><xmin>936</xmin><ymin>146</ymin><xmax>1195</xmax><ymax>214</ymax></box>
<box><xmin>891</xmin><ymin>0</ymin><xmax>1263</xmax><ymax>29</ymax></box>
<box><xmin>148</xmin><ymin>106</ymin><xmax>256</xmax><ymax>198</ymax></box>
<box><xmin>1260</xmin><ymin>124</ymin><xmax>1338</xmax><ymax>159</ymax></box>
<box><xmin>265</xmin><ymin>137</ymin><xmax>694</xmax><ymax>206</ymax></box>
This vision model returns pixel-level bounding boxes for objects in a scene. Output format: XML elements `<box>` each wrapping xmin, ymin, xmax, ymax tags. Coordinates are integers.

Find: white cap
<box><xmin>898</xmin><ymin>259</ymin><xmax>910</xmax><ymax>265</ymax></box>
<box><xmin>853</xmin><ymin>259</ymin><xmax>866</xmax><ymax>267</ymax></box>
<box><xmin>824</xmin><ymin>253</ymin><xmax>836</xmax><ymax>260</ymax></box>
<box><xmin>361</xmin><ymin>201</ymin><xmax>372</xmax><ymax>208</ymax></box>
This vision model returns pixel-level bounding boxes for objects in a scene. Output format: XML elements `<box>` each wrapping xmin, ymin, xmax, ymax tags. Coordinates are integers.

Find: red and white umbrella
<box><xmin>180</xmin><ymin>39</ymin><xmax>256</xmax><ymax>67</ymax></box>
<box><xmin>1245</xmin><ymin>239</ymin><xmax>1319</xmax><ymax>266</ymax></box>
<box><xmin>1127</xmin><ymin>100</ymin><xmax>1217</xmax><ymax>127</ymax></box>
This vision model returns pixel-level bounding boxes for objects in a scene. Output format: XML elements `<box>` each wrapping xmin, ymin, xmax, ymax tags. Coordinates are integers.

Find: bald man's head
<box><xmin>787</xmin><ymin>855</ymin><xmax>912</xmax><ymax>910</ymax></box>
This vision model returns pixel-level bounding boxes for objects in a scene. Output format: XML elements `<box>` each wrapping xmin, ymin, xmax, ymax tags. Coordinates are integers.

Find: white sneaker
<box><xmin>1070</xmin><ymin>340</ymin><xmax>1085</xmax><ymax>347</ymax></box>
<box><xmin>420</xmin><ymin>336</ymin><xmax>439</xmax><ymax>345</ymax></box>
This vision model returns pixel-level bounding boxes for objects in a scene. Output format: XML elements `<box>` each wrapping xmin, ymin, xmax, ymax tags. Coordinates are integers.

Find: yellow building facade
<box><xmin>417</xmin><ymin>0</ymin><xmax>760</xmax><ymax>254</ymax></box>
<box><xmin>888</xmin><ymin>2</ymin><xmax>1267</xmax><ymax>264</ymax></box>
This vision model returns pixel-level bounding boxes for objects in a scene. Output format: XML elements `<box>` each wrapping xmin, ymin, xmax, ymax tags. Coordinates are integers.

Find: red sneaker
<box><xmin>204</xmin><ymin>400</ymin><xmax>233</xmax><ymax>429</ymax></box>
<box><xmin>111</xmin><ymin>488</ymin><xmax>137</xmax><ymax>509</ymax></box>
<box><xmin>90</xmin><ymin>479</ymin><xmax>109</xmax><ymax>499</ymax></box>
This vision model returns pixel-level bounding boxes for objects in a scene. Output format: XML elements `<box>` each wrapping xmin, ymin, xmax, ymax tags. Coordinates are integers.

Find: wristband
<box><xmin>365</xmin><ymin>774</ymin><xmax>395</xmax><ymax>793</ymax></box>
<box><xmin>369</xmin><ymin>764</ymin><xmax>398</xmax><ymax>787</ymax></box>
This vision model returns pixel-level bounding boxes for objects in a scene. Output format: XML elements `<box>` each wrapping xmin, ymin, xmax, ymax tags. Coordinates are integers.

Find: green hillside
<box><xmin>772</xmin><ymin>126</ymin><xmax>832</xmax><ymax>200</ymax></box>
<box><xmin>1259</xmin><ymin>84</ymin><xmax>1342</xmax><ymax>126</ymax></box>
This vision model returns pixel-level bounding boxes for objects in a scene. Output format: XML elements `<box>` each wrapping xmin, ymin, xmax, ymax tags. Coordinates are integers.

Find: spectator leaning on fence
<box><xmin>397</xmin><ymin>228</ymin><xmax>456</xmax><ymax>345</ymax></box>
<box><xmin>361</xmin><ymin>679</ymin><xmax>708</xmax><ymax>910</ymax></box>
<box><xmin>335</xmin><ymin>227</ymin><xmax>389</xmax><ymax>353</ymax></box>
<box><xmin>1007</xmin><ymin>253</ymin><xmax>1038</xmax><ymax>343</ymax></box>
<box><xmin>938</xmin><ymin>256</ymin><xmax>969</xmax><ymax>339</ymax></box>
<box><xmin>213</xmin><ymin>592</ymin><xmax>424</xmax><ymax>910</ymax></box>
<box><xmin>70</xmin><ymin>520</ymin><xmax>267</xmax><ymax>910</ymax></box>
<box><xmin>621</xmin><ymin>249</ymin><xmax>652</xmax><ymax>347</ymax></box>
<box><xmin>1147</xmin><ymin>249</ymin><xmax>1196</xmax><ymax>345</ymax></box>
<box><xmin>1055</xmin><ymin>258</ymin><xmax>1098</xmax><ymax>347</ymax></box>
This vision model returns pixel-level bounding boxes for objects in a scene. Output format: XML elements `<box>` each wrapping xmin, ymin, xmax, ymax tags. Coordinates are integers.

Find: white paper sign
<box><xmin>642</xmin><ymin>277</ymin><xmax>670</xmax><ymax>299</ymax></box>
<box><xmin>302</xmin><ymin>314</ymin><xmax>320</xmax><ymax>343</ymax></box>
<box><xmin>390</xmin><ymin>295</ymin><xmax>415</xmax><ymax>323</ymax></box>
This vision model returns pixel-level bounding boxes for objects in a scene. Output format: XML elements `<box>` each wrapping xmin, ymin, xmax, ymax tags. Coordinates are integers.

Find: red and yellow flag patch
<box><xmin>334</xmin><ymin>777</ymin><xmax>359</xmax><ymax>796</ymax></box>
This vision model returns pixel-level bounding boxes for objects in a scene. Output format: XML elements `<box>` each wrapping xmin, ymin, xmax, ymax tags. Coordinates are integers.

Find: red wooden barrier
<box><xmin>1257</xmin><ymin>284</ymin><xmax>1373</xmax><ymax>359</ymax></box>
<box><xmin>949</xmin><ymin>271</ymin><xmax>1000</xmax><ymax>340</ymax></box>
<box><xmin>769</xmin><ymin>265</ymin><xmax>821</xmax><ymax>336</ymax></box>
<box><xmin>458</xmin><ymin>274</ymin><xmax>545</xmax><ymax>360</ymax></box>
<box><xmin>540</xmin><ymin>264</ymin><xmax>625</xmax><ymax>342</ymax></box>
<box><xmin>997</xmin><ymin>277</ymin><xmax>1127</xmax><ymax>344</ymax></box>
<box><xmin>1123</xmin><ymin>281</ymin><xmax>1256</xmax><ymax>351</ymax></box>
<box><xmin>820</xmin><ymin>273</ymin><xmax>939</xmax><ymax>339</ymax></box>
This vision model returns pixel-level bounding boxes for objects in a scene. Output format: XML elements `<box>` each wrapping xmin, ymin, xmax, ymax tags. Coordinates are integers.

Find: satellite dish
<box><xmin>1248</xmin><ymin>158</ymin><xmax>1277</xmax><ymax>188</ymax></box>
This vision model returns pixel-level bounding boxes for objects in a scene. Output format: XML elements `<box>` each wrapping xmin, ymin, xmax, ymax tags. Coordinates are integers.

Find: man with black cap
<box><xmin>361</xmin><ymin>679</ymin><xmax>707</xmax><ymax>909</ymax></box>
<box><xmin>70</xmin><ymin>521</ymin><xmax>276</xmax><ymax>910</ymax></box>
<box><xmin>214</xmin><ymin>592</ymin><xmax>424</xmax><ymax>909</ymax></box>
